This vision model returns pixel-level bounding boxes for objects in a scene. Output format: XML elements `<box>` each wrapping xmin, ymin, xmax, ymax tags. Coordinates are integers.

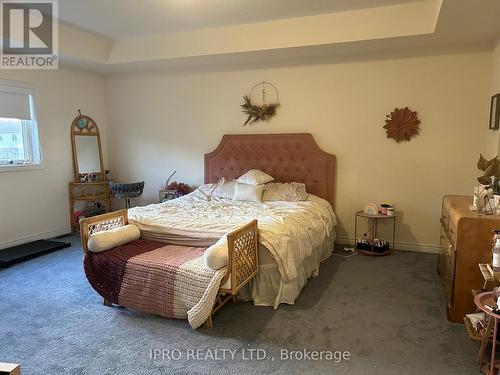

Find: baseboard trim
<box><xmin>0</xmin><ymin>228</ymin><xmax>70</xmax><ymax>250</ymax></box>
<box><xmin>2</xmin><ymin>232</ymin><xmax>439</xmax><ymax>253</ymax></box>
<box><xmin>336</xmin><ymin>236</ymin><xmax>440</xmax><ymax>254</ymax></box>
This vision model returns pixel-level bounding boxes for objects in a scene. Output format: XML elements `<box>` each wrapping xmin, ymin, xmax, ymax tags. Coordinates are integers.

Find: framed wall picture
<box><xmin>490</xmin><ymin>93</ymin><xmax>500</xmax><ymax>130</ymax></box>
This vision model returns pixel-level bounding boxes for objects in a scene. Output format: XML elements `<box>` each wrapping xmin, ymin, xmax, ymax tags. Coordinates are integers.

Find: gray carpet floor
<box><xmin>0</xmin><ymin>236</ymin><xmax>480</xmax><ymax>374</ymax></box>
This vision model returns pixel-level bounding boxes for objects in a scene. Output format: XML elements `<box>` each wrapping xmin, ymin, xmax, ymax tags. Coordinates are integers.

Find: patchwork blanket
<box><xmin>83</xmin><ymin>239</ymin><xmax>226</xmax><ymax>329</ymax></box>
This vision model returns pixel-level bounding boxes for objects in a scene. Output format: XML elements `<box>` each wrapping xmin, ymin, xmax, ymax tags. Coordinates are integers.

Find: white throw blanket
<box><xmin>128</xmin><ymin>189</ymin><xmax>337</xmax><ymax>282</ymax></box>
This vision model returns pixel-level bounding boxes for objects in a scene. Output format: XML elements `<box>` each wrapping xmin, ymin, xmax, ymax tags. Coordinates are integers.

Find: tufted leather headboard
<box><xmin>204</xmin><ymin>133</ymin><xmax>336</xmax><ymax>208</ymax></box>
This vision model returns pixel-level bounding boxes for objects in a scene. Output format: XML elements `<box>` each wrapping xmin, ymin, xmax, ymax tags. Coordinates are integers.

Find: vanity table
<box><xmin>69</xmin><ymin>114</ymin><xmax>111</xmax><ymax>232</ymax></box>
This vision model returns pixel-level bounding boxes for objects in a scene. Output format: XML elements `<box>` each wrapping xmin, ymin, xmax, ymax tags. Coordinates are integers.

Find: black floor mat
<box><xmin>0</xmin><ymin>239</ymin><xmax>71</xmax><ymax>268</ymax></box>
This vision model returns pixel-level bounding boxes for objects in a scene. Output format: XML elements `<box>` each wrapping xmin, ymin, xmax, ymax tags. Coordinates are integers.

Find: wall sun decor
<box><xmin>241</xmin><ymin>81</ymin><xmax>280</xmax><ymax>126</ymax></box>
<box><xmin>383</xmin><ymin>107</ymin><xmax>421</xmax><ymax>143</ymax></box>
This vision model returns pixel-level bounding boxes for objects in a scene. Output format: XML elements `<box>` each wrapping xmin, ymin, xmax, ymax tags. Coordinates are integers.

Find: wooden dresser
<box><xmin>438</xmin><ymin>195</ymin><xmax>500</xmax><ymax>322</ymax></box>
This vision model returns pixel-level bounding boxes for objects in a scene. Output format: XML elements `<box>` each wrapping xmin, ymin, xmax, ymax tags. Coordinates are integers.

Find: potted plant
<box><xmin>166</xmin><ymin>181</ymin><xmax>193</xmax><ymax>198</ymax></box>
<box><xmin>477</xmin><ymin>154</ymin><xmax>500</xmax><ymax>194</ymax></box>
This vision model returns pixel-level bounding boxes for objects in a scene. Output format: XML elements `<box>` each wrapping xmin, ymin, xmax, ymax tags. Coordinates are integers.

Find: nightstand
<box><xmin>354</xmin><ymin>211</ymin><xmax>396</xmax><ymax>256</ymax></box>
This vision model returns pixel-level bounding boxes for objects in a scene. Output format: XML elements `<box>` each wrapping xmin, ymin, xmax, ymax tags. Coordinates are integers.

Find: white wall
<box><xmin>105</xmin><ymin>50</ymin><xmax>492</xmax><ymax>252</ymax></box>
<box><xmin>484</xmin><ymin>40</ymin><xmax>500</xmax><ymax>157</ymax></box>
<box><xmin>493</xmin><ymin>40</ymin><xmax>500</xmax><ymax>156</ymax></box>
<box><xmin>0</xmin><ymin>67</ymin><xmax>107</xmax><ymax>249</ymax></box>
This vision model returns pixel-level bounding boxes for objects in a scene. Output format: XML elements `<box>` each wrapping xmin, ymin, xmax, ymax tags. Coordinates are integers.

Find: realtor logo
<box><xmin>1</xmin><ymin>0</ymin><xmax>58</xmax><ymax>69</ymax></box>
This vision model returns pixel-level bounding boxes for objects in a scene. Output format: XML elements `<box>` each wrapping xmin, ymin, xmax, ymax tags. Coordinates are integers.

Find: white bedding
<box><xmin>128</xmin><ymin>188</ymin><xmax>337</xmax><ymax>283</ymax></box>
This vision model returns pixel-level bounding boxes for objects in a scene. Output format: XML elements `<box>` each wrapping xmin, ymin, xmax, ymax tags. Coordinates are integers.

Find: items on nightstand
<box><xmin>354</xmin><ymin>210</ymin><xmax>396</xmax><ymax>256</ymax></box>
<box><xmin>159</xmin><ymin>189</ymin><xmax>177</xmax><ymax>203</ymax></box>
<box><xmin>159</xmin><ymin>183</ymin><xmax>193</xmax><ymax>202</ymax></box>
<box><xmin>165</xmin><ymin>181</ymin><xmax>193</xmax><ymax>197</ymax></box>
<box><xmin>379</xmin><ymin>203</ymin><xmax>391</xmax><ymax>215</ymax></box>
<box><xmin>363</xmin><ymin>202</ymin><xmax>395</xmax><ymax>216</ymax></box>
<box><xmin>164</xmin><ymin>170</ymin><xmax>176</xmax><ymax>189</ymax></box>
<box><xmin>357</xmin><ymin>236</ymin><xmax>390</xmax><ymax>254</ymax></box>
<box><xmin>159</xmin><ymin>170</ymin><xmax>178</xmax><ymax>202</ymax></box>
<box><xmin>363</xmin><ymin>203</ymin><xmax>378</xmax><ymax>215</ymax></box>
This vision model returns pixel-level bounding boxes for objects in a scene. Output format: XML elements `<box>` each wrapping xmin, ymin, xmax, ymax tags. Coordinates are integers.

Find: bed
<box><xmin>128</xmin><ymin>133</ymin><xmax>337</xmax><ymax>307</ymax></box>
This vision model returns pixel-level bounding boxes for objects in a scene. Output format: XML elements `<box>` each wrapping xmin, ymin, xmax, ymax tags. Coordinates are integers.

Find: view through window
<box><xmin>0</xmin><ymin>86</ymin><xmax>42</xmax><ymax>168</ymax></box>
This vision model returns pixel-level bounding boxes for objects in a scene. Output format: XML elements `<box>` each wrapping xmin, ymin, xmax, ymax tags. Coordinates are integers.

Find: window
<box><xmin>0</xmin><ymin>82</ymin><xmax>42</xmax><ymax>169</ymax></box>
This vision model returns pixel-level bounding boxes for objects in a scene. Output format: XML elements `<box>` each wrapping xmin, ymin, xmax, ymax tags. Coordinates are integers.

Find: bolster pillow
<box><xmin>203</xmin><ymin>235</ymin><xmax>229</xmax><ymax>270</ymax></box>
<box><xmin>87</xmin><ymin>224</ymin><xmax>141</xmax><ymax>253</ymax></box>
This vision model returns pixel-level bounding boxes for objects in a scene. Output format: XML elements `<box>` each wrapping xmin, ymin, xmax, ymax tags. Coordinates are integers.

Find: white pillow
<box><xmin>203</xmin><ymin>235</ymin><xmax>228</xmax><ymax>270</ymax></box>
<box><xmin>263</xmin><ymin>182</ymin><xmax>308</xmax><ymax>202</ymax></box>
<box><xmin>87</xmin><ymin>224</ymin><xmax>141</xmax><ymax>253</ymax></box>
<box><xmin>233</xmin><ymin>183</ymin><xmax>264</xmax><ymax>203</ymax></box>
<box><xmin>237</xmin><ymin>169</ymin><xmax>274</xmax><ymax>185</ymax></box>
<box><xmin>197</xmin><ymin>183</ymin><xmax>217</xmax><ymax>197</ymax></box>
<box><xmin>212</xmin><ymin>178</ymin><xmax>236</xmax><ymax>199</ymax></box>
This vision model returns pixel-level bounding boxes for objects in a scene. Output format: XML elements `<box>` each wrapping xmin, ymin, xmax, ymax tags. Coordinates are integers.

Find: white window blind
<box><xmin>0</xmin><ymin>81</ymin><xmax>42</xmax><ymax>170</ymax></box>
<box><xmin>0</xmin><ymin>85</ymin><xmax>32</xmax><ymax>120</ymax></box>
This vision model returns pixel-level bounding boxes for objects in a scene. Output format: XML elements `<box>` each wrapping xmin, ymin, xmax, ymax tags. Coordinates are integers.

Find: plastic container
<box><xmin>493</xmin><ymin>238</ymin><xmax>500</xmax><ymax>272</ymax></box>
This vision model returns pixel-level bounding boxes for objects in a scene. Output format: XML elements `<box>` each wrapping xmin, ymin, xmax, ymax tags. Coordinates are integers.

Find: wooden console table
<box><xmin>69</xmin><ymin>182</ymin><xmax>111</xmax><ymax>232</ymax></box>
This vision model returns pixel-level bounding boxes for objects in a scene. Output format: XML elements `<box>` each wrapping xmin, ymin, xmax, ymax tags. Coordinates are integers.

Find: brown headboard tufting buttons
<box><xmin>204</xmin><ymin>133</ymin><xmax>335</xmax><ymax>208</ymax></box>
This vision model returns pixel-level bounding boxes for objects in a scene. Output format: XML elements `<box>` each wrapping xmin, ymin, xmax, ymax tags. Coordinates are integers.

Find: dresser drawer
<box><xmin>440</xmin><ymin>209</ymin><xmax>457</xmax><ymax>247</ymax></box>
<box><xmin>437</xmin><ymin>227</ymin><xmax>456</xmax><ymax>305</ymax></box>
<box><xmin>440</xmin><ymin>211</ymin><xmax>449</xmax><ymax>232</ymax></box>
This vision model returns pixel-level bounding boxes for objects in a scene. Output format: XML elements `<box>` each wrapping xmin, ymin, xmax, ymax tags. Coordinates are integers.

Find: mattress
<box><xmin>129</xmin><ymin>188</ymin><xmax>336</xmax><ymax>281</ymax></box>
<box><xmin>128</xmin><ymin>187</ymin><xmax>336</xmax><ymax>306</ymax></box>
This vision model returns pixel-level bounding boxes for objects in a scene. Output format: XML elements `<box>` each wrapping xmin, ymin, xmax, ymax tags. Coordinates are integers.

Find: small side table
<box><xmin>354</xmin><ymin>211</ymin><xmax>396</xmax><ymax>256</ymax></box>
<box><xmin>475</xmin><ymin>292</ymin><xmax>500</xmax><ymax>374</ymax></box>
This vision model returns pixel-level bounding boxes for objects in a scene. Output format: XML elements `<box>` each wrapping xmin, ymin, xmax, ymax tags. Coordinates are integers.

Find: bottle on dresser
<box><xmin>493</xmin><ymin>230</ymin><xmax>500</xmax><ymax>272</ymax></box>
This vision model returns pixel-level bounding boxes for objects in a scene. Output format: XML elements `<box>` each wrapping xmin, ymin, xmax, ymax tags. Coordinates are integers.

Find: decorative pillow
<box><xmin>87</xmin><ymin>224</ymin><xmax>140</xmax><ymax>253</ymax></box>
<box><xmin>197</xmin><ymin>183</ymin><xmax>217</xmax><ymax>199</ymax></box>
<box><xmin>233</xmin><ymin>182</ymin><xmax>264</xmax><ymax>203</ymax></box>
<box><xmin>237</xmin><ymin>169</ymin><xmax>274</xmax><ymax>185</ymax></box>
<box><xmin>212</xmin><ymin>178</ymin><xmax>236</xmax><ymax>199</ymax></box>
<box><xmin>263</xmin><ymin>182</ymin><xmax>308</xmax><ymax>202</ymax></box>
<box><xmin>203</xmin><ymin>235</ymin><xmax>228</xmax><ymax>270</ymax></box>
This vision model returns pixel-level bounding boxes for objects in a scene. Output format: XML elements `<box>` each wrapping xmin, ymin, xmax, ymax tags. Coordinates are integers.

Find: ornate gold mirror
<box><xmin>71</xmin><ymin>114</ymin><xmax>104</xmax><ymax>182</ymax></box>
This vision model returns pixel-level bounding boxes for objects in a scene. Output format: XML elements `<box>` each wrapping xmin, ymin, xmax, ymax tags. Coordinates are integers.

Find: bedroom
<box><xmin>1</xmin><ymin>0</ymin><xmax>500</xmax><ymax>374</ymax></box>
